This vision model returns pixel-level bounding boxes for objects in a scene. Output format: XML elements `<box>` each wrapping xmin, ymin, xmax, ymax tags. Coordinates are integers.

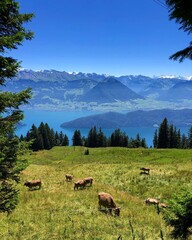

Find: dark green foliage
<box><xmin>166</xmin><ymin>0</ymin><xmax>192</xmax><ymax>61</ymax></box>
<box><xmin>86</xmin><ymin>126</ymin><xmax>97</xmax><ymax>147</ymax></box>
<box><xmin>158</xmin><ymin>118</ymin><xmax>169</xmax><ymax>148</ymax></box>
<box><xmin>0</xmin><ymin>0</ymin><xmax>34</xmax><ymax>214</ymax></box>
<box><xmin>163</xmin><ymin>189</ymin><xmax>192</xmax><ymax>239</ymax></box>
<box><xmin>154</xmin><ymin>118</ymin><xmax>191</xmax><ymax>149</ymax></box>
<box><xmin>62</xmin><ymin>134</ymin><xmax>69</xmax><ymax>146</ymax></box>
<box><xmin>85</xmin><ymin>126</ymin><xmax>107</xmax><ymax>147</ymax></box>
<box><xmin>0</xmin><ymin>181</ymin><xmax>19</xmax><ymax>214</ymax></box>
<box><xmin>24</xmin><ymin>123</ymin><xmax>68</xmax><ymax>151</ymax></box>
<box><xmin>180</xmin><ymin>134</ymin><xmax>188</xmax><ymax>149</ymax></box>
<box><xmin>110</xmin><ymin>128</ymin><xmax>126</xmax><ymax>147</ymax></box>
<box><xmin>83</xmin><ymin>126</ymin><xmax>147</xmax><ymax>148</ymax></box>
<box><xmin>72</xmin><ymin>130</ymin><xmax>83</xmax><ymax>146</ymax></box>
<box><xmin>0</xmin><ymin>0</ymin><xmax>34</xmax><ymax>85</ymax></box>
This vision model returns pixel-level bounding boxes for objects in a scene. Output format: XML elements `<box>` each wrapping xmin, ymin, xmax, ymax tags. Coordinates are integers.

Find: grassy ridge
<box><xmin>0</xmin><ymin>147</ymin><xmax>192</xmax><ymax>240</ymax></box>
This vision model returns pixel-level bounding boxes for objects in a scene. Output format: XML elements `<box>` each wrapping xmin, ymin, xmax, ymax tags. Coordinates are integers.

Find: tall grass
<box><xmin>0</xmin><ymin>147</ymin><xmax>192</xmax><ymax>239</ymax></box>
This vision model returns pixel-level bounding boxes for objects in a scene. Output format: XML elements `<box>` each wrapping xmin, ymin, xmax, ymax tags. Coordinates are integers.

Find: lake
<box><xmin>16</xmin><ymin>109</ymin><xmax>189</xmax><ymax>147</ymax></box>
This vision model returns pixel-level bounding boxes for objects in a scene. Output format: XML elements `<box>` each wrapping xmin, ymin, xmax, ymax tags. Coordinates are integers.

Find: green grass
<box><xmin>0</xmin><ymin>147</ymin><xmax>192</xmax><ymax>239</ymax></box>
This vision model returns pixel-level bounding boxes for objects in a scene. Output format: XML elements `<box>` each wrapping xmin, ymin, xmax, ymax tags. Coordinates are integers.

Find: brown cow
<box><xmin>140</xmin><ymin>167</ymin><xmax>150</xmax><ymax>174</ymax></box>
<box><xmin>24</xmin><ymin>180</ymin><xmax>42</xmax><ymax>190</ymax></box>
<box><xmin>83</xmin><ymin>177</ymin><xmax>93</xmax><ymax>186</ymax></box>
<box><xmin>145</xmin><ymin>198</ymin><xmax>159</xmax><ymax>205</ymax></box>
<box><xmin>74</xmin><ymin>180</ymin><xmax>86</xmax><ymax>190</ymax></box>
<box><xmin>65</xmin><ymin>174</ymin><xmax>73</xmax><ymax>181</ymax></box>
<box><xmin>98</xmin><ymin>192</ymin><xmax>121</xmax><ymax>216</ymax></box>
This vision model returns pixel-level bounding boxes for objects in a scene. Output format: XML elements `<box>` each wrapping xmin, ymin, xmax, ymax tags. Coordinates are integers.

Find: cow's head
<box><xmin>113</xmin><ymin>207</ymin><xmax>121</xmax><ymax>216</ymax></box>
<box><xmin>24</xmin><ymin>181</ymin><xmax>29</xmax><ymax>186</ymax></box>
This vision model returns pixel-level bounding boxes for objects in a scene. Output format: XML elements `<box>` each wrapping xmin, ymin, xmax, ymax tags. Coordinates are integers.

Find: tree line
<box><xmin>21</xmin><ymin>119</ymin><xmax>192</xmax><ymax>151</ymax></box>
<box><xmin>20</xmin><ymin>122</ymin><xmax>69</xmax><ymax>151</ymax></box>
<box><xmin>153</xmin><ymin>118</ymin><xmax>192</xmax><ymax>149</ymax></box>
<box><xmin>72</xmin><ymin>127</ymin><xmax>147</xmax><ymax>148</ymax></box>
<box><xmin>21</xmin><ymin>124</ymin><xmax>147</xmax><ymax>150</ymax></box>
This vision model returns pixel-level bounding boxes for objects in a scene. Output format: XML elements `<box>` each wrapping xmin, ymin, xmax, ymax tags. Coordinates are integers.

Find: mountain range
<box><xmin>1</xmin><ymin>69</ymin><xmax>192</xmax><ymax>111</ymax></box>
<box><xmin>61</xmin><ymin>109</ymin><xmax>192</xmax><ymax>128</ymax></box>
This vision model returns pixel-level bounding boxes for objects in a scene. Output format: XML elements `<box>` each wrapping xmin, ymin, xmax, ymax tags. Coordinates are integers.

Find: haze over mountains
<box><xmin>2</xmin><ymin>69</ymin><xmax>192</xmax><ymax>112</ymax></box>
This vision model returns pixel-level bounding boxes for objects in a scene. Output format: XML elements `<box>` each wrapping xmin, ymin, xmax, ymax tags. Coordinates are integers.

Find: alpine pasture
<box><xmin>0</xmin><ymin>147</ymin><xmax>192</xmax><ymax>240</ymax></box>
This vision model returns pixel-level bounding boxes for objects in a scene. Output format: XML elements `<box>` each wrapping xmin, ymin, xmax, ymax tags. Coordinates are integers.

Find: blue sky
<box><xmin>14</xmin><ymin>0</ymin><xmax>192</xmax><ymax>77</ymax></box>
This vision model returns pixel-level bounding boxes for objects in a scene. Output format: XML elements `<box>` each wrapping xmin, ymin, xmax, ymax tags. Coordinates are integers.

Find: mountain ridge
<box><xmin>61</xmin><ymin>109</ymin><xmax>192</xmax><ymax>128</ymax></box>
<box><xmin>1</xmin><ymin>69</ymin><xmax>192</xmax><ymax>111</ymax></box>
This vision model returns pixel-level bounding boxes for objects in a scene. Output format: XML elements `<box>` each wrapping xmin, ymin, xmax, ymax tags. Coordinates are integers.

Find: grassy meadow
<box><xmin>0</xmin><ymin>147</ymin><xmax>192</xmax><ymax>240</ymax></box>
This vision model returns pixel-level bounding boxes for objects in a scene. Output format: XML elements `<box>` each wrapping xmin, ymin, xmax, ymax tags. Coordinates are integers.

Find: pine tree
<box><xmin>0</xmin><ymin>0</ymin><xmax>34</xmax><ymax>214</ymax></box>
<box><xmin>181</xmin><ymin>134</ymin><xmax>188</xmax><ymax>149</ymax></box>
<box><xmin>62</xmin><ymin>134</ymin><xmax>69</xmax><ymax>146</ymax></box>
<box><xmin>163</xmin><ymin>189</ymin><xmax>192</xmax><ymax>239</ymax></box>
<box><xmin>158</xmin><ymin>118</ymin><xmax>169</xmax><ymax>148</ymax></box>
<box><xmin>54</xmin><ymin>131</ymin><xmax>60</xmax><ymax>146</ymax></box>
<box><xmin>153</xmin><ymin>129</ymin><xmax>158</xmax><ymax>148</ymax></box>
<box><xmin>72</xmin><ymin>130</ymin><xmax>82</xmax><ymax>146</ymax></box>
<box><xmin>96</xmin><ymin>128</ymin><xmax>107</xmax><ymax>147</ymax></box>
<box><xmin>166</xmin><ymin>0</ymin><xmax>192</xmax><ymax>62</ymax></box>
<box><xmin>86</xmin><ymin>126</ymin><xmax>97</xmax><ymax>147</ymax></box>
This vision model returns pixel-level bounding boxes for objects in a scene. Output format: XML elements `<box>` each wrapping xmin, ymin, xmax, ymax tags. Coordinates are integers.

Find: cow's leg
<box><xmin>109</xmin><ymin>208</ymin><xmax>112</xmax><ymax>215</ymax></box>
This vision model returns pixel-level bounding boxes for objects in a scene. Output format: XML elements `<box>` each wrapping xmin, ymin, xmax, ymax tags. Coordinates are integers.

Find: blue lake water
<box><xmin>16</xmin><ymin>110</ymin><xmax>190</xmax><ymax>147</ymax></box>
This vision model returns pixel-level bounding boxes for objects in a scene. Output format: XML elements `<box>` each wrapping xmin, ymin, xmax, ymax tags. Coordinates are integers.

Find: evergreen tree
<box><xmin>59</xmin><ymin>131</ymin><xmax>64</xmax><ymax>145</ymax></box>
<box><xmin>86</xmin><ymin>126</ymin><xmax>97</xmax><ymax>147</ymax></box>
<box><xmin>72</xmin><ymin>130</ymin><xmax>82</xmax><ymax>146</ymax></box>
<box><xmin>110</xmin><ymin>129</ymin><xmax>121</xmax><ymax>147</ymax></box>
<box><xmin>0</xmin><ymin>0</ymin><xmax>34</xmax><ymax>213</ymax></box>
<box><xmin>141</xmin><ymin>138</ymin><xmax>147</xmax><ymax>148</ymax></box>
<box><xmin>169</xmin><ymin>124</ymin><xmax>175</xmax><ymax>148</ymax></box>
<box><xmin>153</xmin><ymin>129</ymin><xmax>158</xmax><ymax>148</ymax></box>
<box><xmin>166</xmin><ymin>0</ymin><xmax>192</xmax><ymax>62</ymax></box>
<box><xmin>96</xmin><ymin>127</ymin><xmax>107</xmax><ymax>147</ymax></box>
<box><xmin>181</xmin><ymin>134</ymin><xmax>188</xmax><ymax>149</ymax></box>
<box><xmin>54</xmin><ymin>131</ymin><xmax>60</xmax><ymax>146</ymax></box>
<box><xmin>163</xmin><ymin>189</ymin><xmax>192</xmax><ymax>239</ymax></box>
<box><xmin>158</xmin><ymin>118</ymin><xmax>169</xmax><ymax>148</ymax></box>
<box><xmin>27</xmin><ymin>124</ymin><xmax>44</xmax><ymax>151</ymax></box>
<box><xmin>62</xmin><ymin>134</ymin><xmax>69</xmax><ymax>146</ymax></box>
<box><xmin>38</xmin><ymin>122</ymin><xmax>51</xmax><ymax>150</ymax></box>
<box><xmin>135</xmin><ymin>133</ymin><xmax>141</xmax><ymax>148</ymax></box>
<box><xmin>109</xmin><ymin>129</ymin><xmax>129</xmax><ymax>147</ymax></box>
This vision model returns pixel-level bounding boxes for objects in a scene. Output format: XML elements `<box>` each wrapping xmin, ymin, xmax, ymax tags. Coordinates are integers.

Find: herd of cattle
<box><xmin>23</xmin><ymin>167</ymin><xmax>167</xmax><ymax>216</ymax></box>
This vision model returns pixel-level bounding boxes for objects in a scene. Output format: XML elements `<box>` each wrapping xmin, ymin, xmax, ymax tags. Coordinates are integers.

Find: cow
<box><xmin>65</xmin><ymin>174</ymin><xmax>73</xmax><ymax>182</ymax></box>
<box><xmin>140</xmin><ymin>167</ymin><xmax>150</xmax><ymax>175</ymax></box>
<box><xmin>83</xmin><ymin>177</ymin><xmax>93</xmax><ymax>186</ymax></box>
<box><xmin>145</xmin><ymin>198</ymin><xmax>159</xmax><ymax>205</ymax></box>
<box><xmin>74</xmin><ymin>180</ymin><xmax>86</xmax><ymax>190</ymax></box>
<box><xmin>98</xmin><ymin>192</ymin><xmax>121</xmax><ymax>216</ymax></box>
<box><xmin>24</xmin><ymin>180</ymin><xmax>42</xmax><ymax>190</ymax></box>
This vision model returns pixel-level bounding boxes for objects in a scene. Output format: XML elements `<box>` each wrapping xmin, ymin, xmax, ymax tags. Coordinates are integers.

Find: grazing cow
<box><xmin>145</xmin><ymin>198</ymin><xmax>159</xmax><ymax>205</ymax></box>
<box><xmin>98</xmin><ymin>192</ymin><xmax>121</xmax><ymax>216</ymax></box>
<box><xmin>24</xmin><ymin>180</ymin><xmax>41</xmax><ymax>190</ymax></box>
<box><xmin>65</xmin><ymin>174</ymin><xmax>73</xmax><ymax>181</ymax></box>
<box><xmin>140</xmin><ymin>167</ymin><xmax>150</xmax><ymax>174</ymax></box>
<box><xmin>83</xmin><ymin>177</ymin><xmax>93</xmax><ymax>186</ymax></box>
<box><xmin>74</xmin><ymin>180</ymin><xmax>86</xmax><ymax>190</ymax></box>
